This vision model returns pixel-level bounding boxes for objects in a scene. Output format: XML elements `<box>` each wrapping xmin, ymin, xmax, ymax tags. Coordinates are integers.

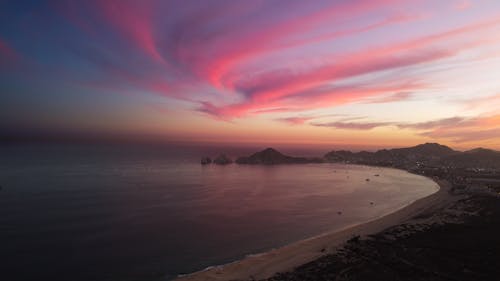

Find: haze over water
<box><xmin>0</xmin><ymin>144</ymin><xmax>438</xmax><ymax>281</ymax></box>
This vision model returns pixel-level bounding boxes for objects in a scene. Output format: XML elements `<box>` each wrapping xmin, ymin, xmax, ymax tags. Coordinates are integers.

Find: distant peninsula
<box><xmin>236</xmin><ymin>148</ymin><xmax>323</xmax><ymax>165</ymax></box>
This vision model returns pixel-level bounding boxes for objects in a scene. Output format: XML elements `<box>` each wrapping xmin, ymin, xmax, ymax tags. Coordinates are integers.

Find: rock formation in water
<box><xmin>200</xmin><ymin>157</ymin><xmax>212</xmax><ymax>165</ymax></box>
<box><xmin>213</xmin><ymin>154</ymin><xmax>232</xmax><ymax>165</ymax></box>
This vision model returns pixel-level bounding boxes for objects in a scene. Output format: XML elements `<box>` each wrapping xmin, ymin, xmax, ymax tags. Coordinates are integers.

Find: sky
<box><xmin>1</xmin><ymin>0</ymin><xmax>500</xmax><ymax>150</ymax></box>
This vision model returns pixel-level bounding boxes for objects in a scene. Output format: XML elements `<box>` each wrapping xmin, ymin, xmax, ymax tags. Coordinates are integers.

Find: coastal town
<box><xmin>322</xmin><ymin>143</ymin><xmax>500</xmax><ymax>196</ymax></box>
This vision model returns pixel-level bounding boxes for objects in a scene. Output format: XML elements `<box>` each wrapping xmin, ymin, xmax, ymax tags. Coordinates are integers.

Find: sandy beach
<box><xmin>175</xmin><ymin>178</ymin><xmax>453</xmax><ymax>281</ymax></box>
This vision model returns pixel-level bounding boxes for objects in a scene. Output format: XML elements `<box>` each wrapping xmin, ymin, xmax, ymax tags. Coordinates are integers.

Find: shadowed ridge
<box><xmin>464</xmin><ymin>147</ymin><xmax>498</xmax><ymax>154</ymax></box>
<box><xmin>324</xmin><ymin>142</ymin><xmax>500</xmax><ymax>170</ymax></box>
<box><xmin>442</xmin><ymin>147</ymin><xmax>500</xmax><ymax>169</ymax></box>
<box><xmin>236</xmin><ymin>148</ymin><xmax>322</xmax><ymax>165</ymax></box>
<box><xmin>397</xmin><ymin>142</ymin><xmax>457</xmax><ymax>156</ymax></box>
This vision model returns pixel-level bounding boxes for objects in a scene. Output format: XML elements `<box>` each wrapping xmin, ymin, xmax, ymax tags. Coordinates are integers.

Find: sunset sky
<box><xmin>1</xmin><ymin>0</ymin><xmax>500</xmax><ymax>150</ymax></box>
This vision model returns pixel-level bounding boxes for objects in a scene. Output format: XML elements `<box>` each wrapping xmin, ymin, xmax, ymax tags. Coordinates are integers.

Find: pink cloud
<box><xmin>404</xmin><ymin>115</ymin><xmax>500</xmax><ymax>143</ymax></box>
<box><xmin>285</xmin><ymin>13</ymin><xmax>419</xmax><ymax>49</ymax></box>
<box><xmin>197</xmin><ymin>14</ymin><xmax>500</xmax><ymax>119</ymax></box>
<box><xmin>207</xmin><ymin>4</ymin><xmax>416</xmax><ymax>89</ymax></box>
<box><xmin>456</xmin><ymin>93</ymin><xmax>500</xmax><ymax>110</ymax></box>
<box><xmin>398</xmin><ymin>117</ymin><xmax>468</xmax><ymax>130</ymax></box>
<box><xmin>235</xmin><ymin>14</ymin><xmax>500</xmax><ymax>103</ymax></box>
<box><xmin>305</xmin><ymin>113</ymin><xmax>500</xmax><ymax>144</ymax></box>
<box><xmin>275</xmin><ymin>113</ymin><xmax>345</xmax><ymax>125</ymax></box>
<box><xmin>317</xmin><ymin>114</ymin><xmax>500</xmax><ymax>143</ymax></box>
<box><xmin>454</xmin><ymin>0</ymin><xmax>471</xmax><ymax>11</ymax></box>
<box><xmin>57</xmin><ymin>0</ymin><xmax>166</xmax><ymax>65</ymax></box>
<box><xmin>196</xmin><ymin>101</ymin><xmax>257</xmax><ymax>121</ymax></box>
<box><xmin>46</xmin><ymin>1</ymin><xmax>500</xmax><ymax>126</ymax></box>
<box><xmin>422</xmin><ymin>128</ymin><xmax>500</xmax><ymax>143</ymax></box>
<box><xmin>311</xmin><ymin>116</ymin><xmax>474</xmax><ymax>132</ymax></box>
<box><xmin>269</xmin><ymin>50</ymin><xmax>445</xmax><ymax>102</ymax></box>
<box><xmin>276</xmin><ymin>117</ymin><xmax>314</xmax><ymax>126</ymax></box>
<box><xmin>95</xmin><ymin>1</ymin><xmax>165</xmax><ymax>64</ymax></box>
<box><xmin>198</xmin><ymin>80</ymin><xmax>424</xmax><ymax>120</ymax></box>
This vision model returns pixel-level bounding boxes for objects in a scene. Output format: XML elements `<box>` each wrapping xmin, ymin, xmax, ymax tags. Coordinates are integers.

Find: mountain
<box><xmin>236</xmin><ymin>148</ymin><xmax>322</xmax><ymax>165</ymax></box>
<box><xmin>393</xmin><ymin>143</ymin><xmax>457</xmax><ymax>158</ymax></box>
<box><xmin>325</xmin><ymin>143</ymin><xmax>459</xmax><ymax>168</ymax></box>
<box><xmin>441</xmin><ymin>148</ymin><xmax>500</xmax><ymax>169</ymax></box>
<box><xmin>387</xmin><ymin>143</ymin><xmax>458</xmax><ymax>164</ymax></box>
<box><xmin>224</xmin><ymin>143</ymin><xmax>500</xmax><ymax>169</ymax></box>
<box><xmin>325</xmin><ymin>143</ymin><xmax>500</xmax><ymax>170</ymax></box>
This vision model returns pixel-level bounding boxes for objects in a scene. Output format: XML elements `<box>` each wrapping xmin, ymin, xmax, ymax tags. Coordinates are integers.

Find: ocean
<box><xmin>0</xmin><ymin>143</ymin><xmax>438</xmax><ymax>281</ymax></box>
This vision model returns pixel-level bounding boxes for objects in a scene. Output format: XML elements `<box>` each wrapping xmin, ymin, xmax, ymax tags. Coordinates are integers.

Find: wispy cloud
<box><xmin>397</xmin><ymin>117</ymin><xmax>468</xmax><ymax>130</ymax></box>
<box><xmin>275</xmin><ymin>113</ymin><xmax>345</xmax><ymax>125</ymax></box>
<box><xmin>2</xmin><ymin>1</ymin><xmax>500</xmax><ymax>147</ymax></box>
<box><xmin>416</xmin><ymin>114</ymin><xmax>500</xmax><ymax>142</ymax></box>
<box><xmin>422</xmin><ymin>127</ymin><xmax>500</xmax><ymax>143</ymax></box>
<box><xmin>45</xmin><ymin>1</ymin><xmax>500</xmax><ymax>119</ymax></box>
<box><xmin>309</xmin><ymin>114</ymin><xmax>500</xmax><ymax>144</ymax></box>
<box><xmin>311</xmin><ymin>116</ymin><xmax>471</xmax><ymax>131</ymax></box>
<box><xmin>363</xmin><ymin>92</ymin><xmax>413</xmax><ymax>104</ymax></box>
<box><xmin>453</xmin><ymin>93</ymin><xmax>500</xmax><ymax>110</ymax></box>
<box><xmin>312</xmin><ymin>121</ymin><xmax>394</xmax><ymax>130</ymax></box>
<box><xmin>276</xmin><ymin>117</ymin><xmax>315</xmax><ymax>125</ymax></box>
<box><xmin>194</xmin><ymin>15</ymin><xmax>500</xmax><ymax>119</ymax></box>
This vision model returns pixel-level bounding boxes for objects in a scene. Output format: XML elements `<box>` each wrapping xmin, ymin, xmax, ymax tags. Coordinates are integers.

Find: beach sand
<box><xmin>175</xmin><ymin>179</ymin><xmax>453</xmax><ymax>281</ymax></box>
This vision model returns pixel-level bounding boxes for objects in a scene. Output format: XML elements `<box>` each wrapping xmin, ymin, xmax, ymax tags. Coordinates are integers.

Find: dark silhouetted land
<box><xmin>236</xmin><ymin>148</ymin><xmax>323</xmax><ymax>165</ymax></box>
<box><xmin>184</xmin><ymin>143</ymin><xmax>500</xmax><ymax>281</ymax></box>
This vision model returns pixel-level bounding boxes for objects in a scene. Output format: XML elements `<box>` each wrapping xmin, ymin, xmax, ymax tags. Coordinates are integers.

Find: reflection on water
<box><xmin>0</xmin><ymin>144</ymin><xmax>438</xmax><ymax>281</ymax></box>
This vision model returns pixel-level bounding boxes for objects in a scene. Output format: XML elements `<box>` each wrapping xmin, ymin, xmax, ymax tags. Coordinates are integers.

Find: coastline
<box><xmin>175</xmin><ymin>176</ymin><xmax>452</xmax><ymax>281</ymax></box>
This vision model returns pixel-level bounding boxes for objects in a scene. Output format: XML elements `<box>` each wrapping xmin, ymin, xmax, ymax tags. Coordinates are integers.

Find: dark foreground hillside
<box><xmin>264</xmin><ymin>192</ymin><xmax>500</xmax><ymax>281</ymax></box>
<box><xmin>263</xmin><ymin>143</ymin><xmax>500</xmax><ymax>281</ymax></box>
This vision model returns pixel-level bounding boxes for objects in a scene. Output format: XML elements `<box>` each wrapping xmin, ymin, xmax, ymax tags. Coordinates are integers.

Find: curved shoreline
<box><xmin>175</xmin><ymin>173</ymin><xmax>451</xmax><ymax>281</ymax></box>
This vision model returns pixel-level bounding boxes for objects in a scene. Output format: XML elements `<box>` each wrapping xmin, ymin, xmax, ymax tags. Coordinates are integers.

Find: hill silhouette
<box><xmin>325</xmin><ymin>143</ymin><xmax>500</xmax><ymax>169</ymax></box>
<box><xmin>441</xmin><ymin>147</ymin><xmax>500</xmax><ymax>169</ymax></box>
<box><xmin>236</xmin><ymin>148</ymin><xmax>322</xmax><ymax>165</ymax></box>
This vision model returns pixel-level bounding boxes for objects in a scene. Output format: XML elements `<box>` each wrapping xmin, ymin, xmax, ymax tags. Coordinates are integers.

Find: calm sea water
<box><xmin>0</xmin><ymin>144</ymin><xmax>438</xmax><ymax>281</ymax></box>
